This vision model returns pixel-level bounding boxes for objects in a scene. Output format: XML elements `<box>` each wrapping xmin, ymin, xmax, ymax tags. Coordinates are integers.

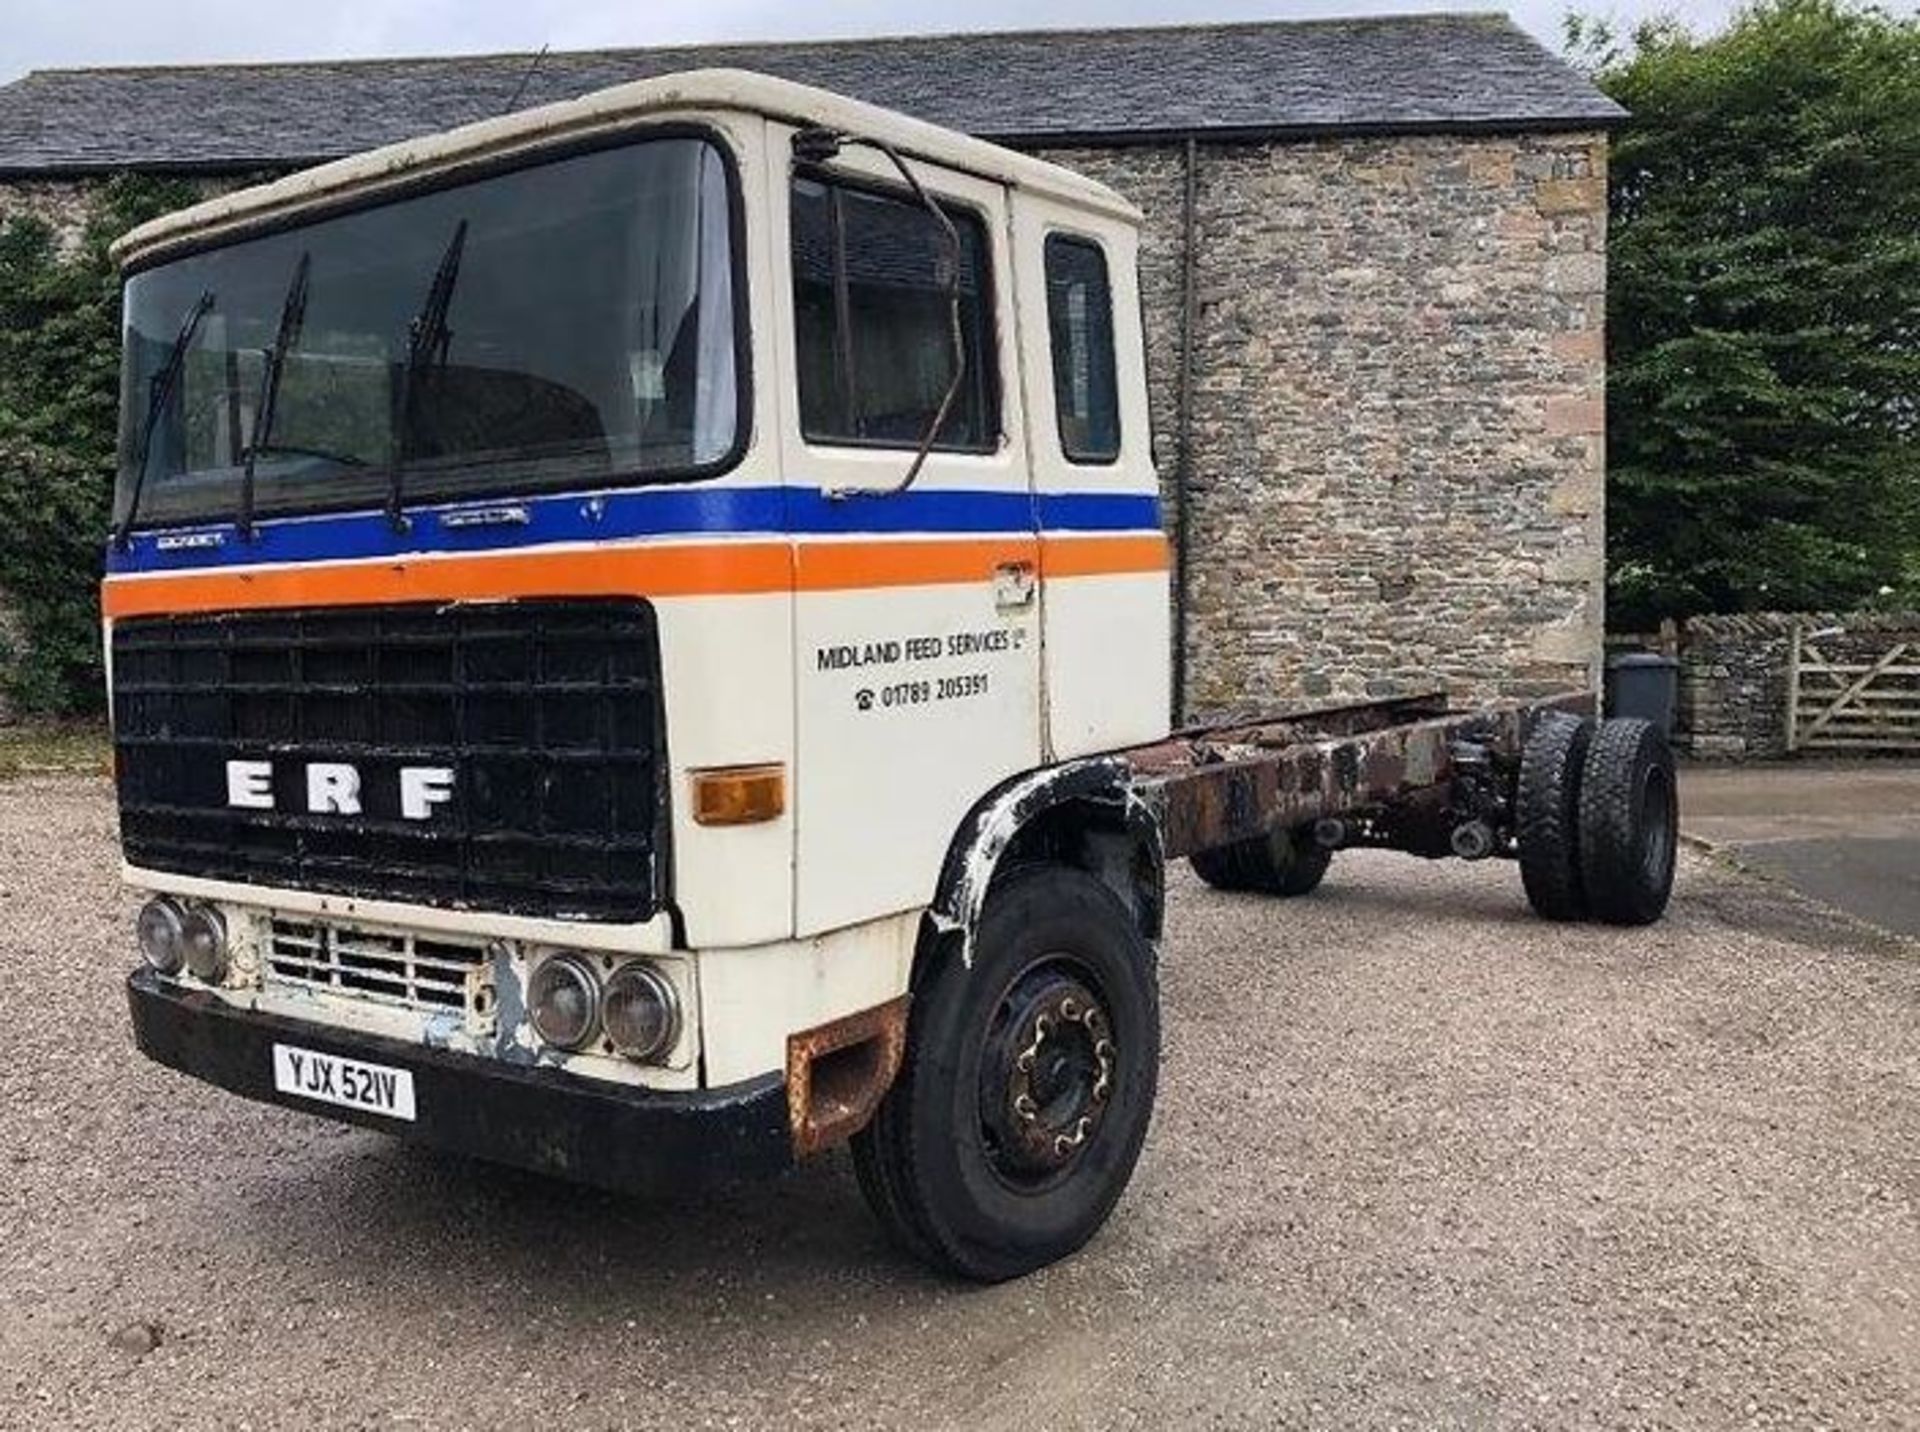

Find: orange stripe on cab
<box><xmin>101</xmin><ymin>541</ymin><xmax>793</xmax><ymax>619</ymax></box>
<box><xmin>796</xmin><ymin>537</ymin><xmax>1038</xmax><ymax>591</ymax></box>
<box><xmin>1040</xmin><ymin>533</ymin><xmax>1171</xmax><ymax>578</ymax></box>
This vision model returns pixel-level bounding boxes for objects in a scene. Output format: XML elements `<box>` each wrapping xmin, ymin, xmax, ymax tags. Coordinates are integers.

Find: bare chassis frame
<box><xmin>1122</xmin><ymin>690</ymin><xmax>1597</xmax><ymax>861</ymax></box>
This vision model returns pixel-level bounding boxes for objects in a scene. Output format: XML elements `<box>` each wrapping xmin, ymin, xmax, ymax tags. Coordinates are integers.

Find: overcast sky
<box><xmin>0</xmin><ymin>1</ymin><xmax>1764</xmax><ymax>84</ymax></box>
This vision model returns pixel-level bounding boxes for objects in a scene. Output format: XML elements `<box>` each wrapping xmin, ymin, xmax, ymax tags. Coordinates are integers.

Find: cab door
<box><xmin>768</xmin><ymin>124</ymin><xmax>1042</xmax><ymax>936</ymax></box>
<box><xmin>1012</xmin><ymin>198</ymin><xmax>1170</xmax><ymax>758</ymax></box>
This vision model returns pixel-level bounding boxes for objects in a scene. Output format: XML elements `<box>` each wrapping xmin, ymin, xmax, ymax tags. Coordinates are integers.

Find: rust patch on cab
<box><xmin>786</xmin><ymin>995</ymin><xmax>910</xmax><ymax>1158</ymax></box>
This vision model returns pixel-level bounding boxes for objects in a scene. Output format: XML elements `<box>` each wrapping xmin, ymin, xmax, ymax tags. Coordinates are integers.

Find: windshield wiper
<box><xmin>115</xmin><ymin>288</ymin><xmax>216</xmax><ymax>549</ymax></box>
<box><xmin>388</xmin><ymin>219</ymin><xmax>468</xmax><ymax>532</ymax></box>
<box><xmin>237</xmin><ymin>251</ymin><xmax>311</xmax><ymax>539</ymax></box>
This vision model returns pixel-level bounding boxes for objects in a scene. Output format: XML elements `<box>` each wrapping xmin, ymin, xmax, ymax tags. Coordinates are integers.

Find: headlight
<box><xmin>136</xmin><ymin>898</ymin><xmax>186</xmax><ymax>974</ymax></box>
<box><xmin>527</xmin><ymin>955</ymin><xmax>599</xmax><ymax>1051</ymax></box>
<box><xmin>602</xmin><ymin>962</ymin><xmax>681</xmax><ymax>1063</ymax></box>
<box><xmin>180</xmin><ymin>905</ymin><xmax>228</xmax><ymax>982</ymax></box>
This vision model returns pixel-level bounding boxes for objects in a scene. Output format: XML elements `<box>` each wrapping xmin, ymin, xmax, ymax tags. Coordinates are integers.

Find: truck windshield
<box><xmin>113</xmin><ymin>134</ymin><xmax>740</xmax><ymax>532</ymax></box>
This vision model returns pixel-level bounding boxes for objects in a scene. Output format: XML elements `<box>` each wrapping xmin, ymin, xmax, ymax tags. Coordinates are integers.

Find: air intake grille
<box><xmin>267</xmin><ymin>917</ymin><xmax>484</xmax><ymax>1012</ymax></box>
<box><xmin>111</xmin><ymin>599</ymin><xmax>668</xmax><ymax>921</ymax></box>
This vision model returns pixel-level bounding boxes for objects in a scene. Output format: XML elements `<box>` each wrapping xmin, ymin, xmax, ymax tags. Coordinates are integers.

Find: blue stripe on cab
<box><xmin>105</xmin><ymin>485</ymin><xmax>1163</xmax><ymax>575</ymax></box>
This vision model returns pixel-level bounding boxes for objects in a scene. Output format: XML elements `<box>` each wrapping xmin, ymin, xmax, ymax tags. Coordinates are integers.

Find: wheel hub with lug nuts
<box><xmin>982</xmin><ymin>969</ymin><xmax>1116</xmax><ymax>1180</ymax></box>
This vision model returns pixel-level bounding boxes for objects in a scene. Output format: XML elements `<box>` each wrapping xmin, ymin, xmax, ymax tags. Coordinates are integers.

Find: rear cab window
<box><xmin>1042</xmin><ymin>234</ymin><xmax>1120</xmax><ymax>465</ymax></box>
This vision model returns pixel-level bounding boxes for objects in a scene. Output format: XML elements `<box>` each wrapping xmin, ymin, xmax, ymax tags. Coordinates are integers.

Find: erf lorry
<box><xmin>105</xmin><ymin>71</ymin><xmax>1677</xmax><ymax>1281</ymax></box>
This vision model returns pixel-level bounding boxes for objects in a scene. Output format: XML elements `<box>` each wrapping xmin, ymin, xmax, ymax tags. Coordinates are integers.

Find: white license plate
<box><xmin>272</xmin><ymin>1043</ymin><xmax>416</xmax><ymax>1122</ymax></box>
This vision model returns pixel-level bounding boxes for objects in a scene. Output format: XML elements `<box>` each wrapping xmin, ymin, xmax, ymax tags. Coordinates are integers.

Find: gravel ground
<box><xmin>3</xmin><ymin>775</ymin><xmax>1918</xmax><ymax>1430</ymax></box>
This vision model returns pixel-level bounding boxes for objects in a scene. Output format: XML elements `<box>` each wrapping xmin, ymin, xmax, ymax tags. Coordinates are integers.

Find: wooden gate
<box><xmin>1787</xmin><ymin>626</ymin><xmax>1920</xmax><ymax>753</ymax></box>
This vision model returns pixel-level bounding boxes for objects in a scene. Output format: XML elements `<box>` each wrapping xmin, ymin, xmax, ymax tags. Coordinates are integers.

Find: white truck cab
<box><xmin>105</xmin><ymin>71</ymin><xmax>1674</xmax><ymax>1281</ymax></box>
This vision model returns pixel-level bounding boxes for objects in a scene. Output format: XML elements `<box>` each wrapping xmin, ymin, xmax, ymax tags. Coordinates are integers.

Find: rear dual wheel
<box><xmin>1516</xmin><ymin>712</ymin><xmax>1593</xmax><ymax>920</ymax></box>
<box><xmin>1516</xmin><ymin>713</ymin><xmax>1677</xmax><ymax>926</ymax></box>
<box><xmin>1189</xmin><ymin>823</ymin><xmax>1332</xmax><ymax>896</ymax></box>
<box><xmin>1578</xmin><ymin>718</ymin><xmax>1678</xmax><ymax>926</ymax></box>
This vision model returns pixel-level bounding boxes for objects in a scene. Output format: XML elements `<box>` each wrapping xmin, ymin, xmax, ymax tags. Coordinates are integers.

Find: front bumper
<box><xmin>127</xmin><ymin>969</ymin><xmax>792</xmax><ymax>1190</ymax></box>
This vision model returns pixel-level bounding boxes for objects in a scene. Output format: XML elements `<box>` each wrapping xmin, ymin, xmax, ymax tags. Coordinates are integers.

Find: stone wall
<box><xmin>1037</xmin><ymin>132</ymin><xmax>1609</xmax><ymax>718</ymax></box>
<box><xmin>1676</xmin><ymin>611</ymin><xmax>1920</xmax><ymax>759</ymax></box>
<box><xmin>0</xmin><ymin>175</ymin><xmax>246</xmax><ymax>250</ymax></box>
<box><xmin>0</xmin><ymin>177</ymin><xmax>98</xmax><ymax>254</ymax></box>
<box><xmin>1673</xmin><ymin>614</ymin><xmax>1794</xmax><ymax>760</ymax></box>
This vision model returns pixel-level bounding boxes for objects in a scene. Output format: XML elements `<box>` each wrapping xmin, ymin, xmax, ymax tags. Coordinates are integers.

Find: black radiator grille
<box><xmin>111</xmin><ymin>599</ymin><xmax>668</xmax><ymax>921</ymax></box>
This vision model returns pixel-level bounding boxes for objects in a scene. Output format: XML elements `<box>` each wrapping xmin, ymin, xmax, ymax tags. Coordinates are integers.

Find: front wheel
<box><xmin>851</xmin><ymin>865</ymin><xmax>1160</xmax><ymax>1282</ymax></box>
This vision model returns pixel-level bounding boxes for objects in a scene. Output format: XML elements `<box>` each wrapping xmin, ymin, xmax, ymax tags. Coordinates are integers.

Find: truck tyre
<box><xmin>1189</xmin><ymin>825</ymin><xmax>1331</xmax><ymax>896</ymax></box>
<box><xmin>1577</xmin><ymin>718</ymin><xmax>1679</xmax><ymax>926</ymax></box>
<box><xmin>1516</xmin><ymin>712</ymin><xmax>1593</xmax><ymax>921</ymax></box>
<box><xmin>851</xmin><ymin>865</ymin><xmax>1159</xmax><ymax>1282</ymax></box>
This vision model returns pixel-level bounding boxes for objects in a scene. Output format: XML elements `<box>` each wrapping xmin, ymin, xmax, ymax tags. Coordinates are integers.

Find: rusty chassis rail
<box><xmin>1122</xmin><ymin>690</ymin><xmax>1596</xmax><ymax>861</ymax></box>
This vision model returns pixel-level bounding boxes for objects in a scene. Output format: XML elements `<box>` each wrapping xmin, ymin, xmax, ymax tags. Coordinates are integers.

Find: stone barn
<box><xmin>0</xmin><ymin>13</ymin><xmax>1622</xmax><ymax>717</ymax></box>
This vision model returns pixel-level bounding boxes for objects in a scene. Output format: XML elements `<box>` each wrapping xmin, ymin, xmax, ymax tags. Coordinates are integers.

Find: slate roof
<box><xmin>0</xmin><ymin>13</ymin><xmax>1624</xmax><ymax>177</ymax></box>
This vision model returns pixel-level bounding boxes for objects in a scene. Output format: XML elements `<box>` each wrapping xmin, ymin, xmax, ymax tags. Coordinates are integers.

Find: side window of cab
<box><xmin>1042</xmin><ymin>234</ymin><xmax>1120</xmax><ymax>465</ymax></box>
<box><xmin>789</xmin><ymin>171</ymin><xmax>1000</xmax><ymax>451</ymax></box>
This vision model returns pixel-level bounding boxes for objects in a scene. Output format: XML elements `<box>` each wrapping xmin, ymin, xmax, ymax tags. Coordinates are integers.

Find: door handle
<box><xmin>993</xmin><ymin>560</ymin><xmax>1037</xmax><ymax>610</ymax></box>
